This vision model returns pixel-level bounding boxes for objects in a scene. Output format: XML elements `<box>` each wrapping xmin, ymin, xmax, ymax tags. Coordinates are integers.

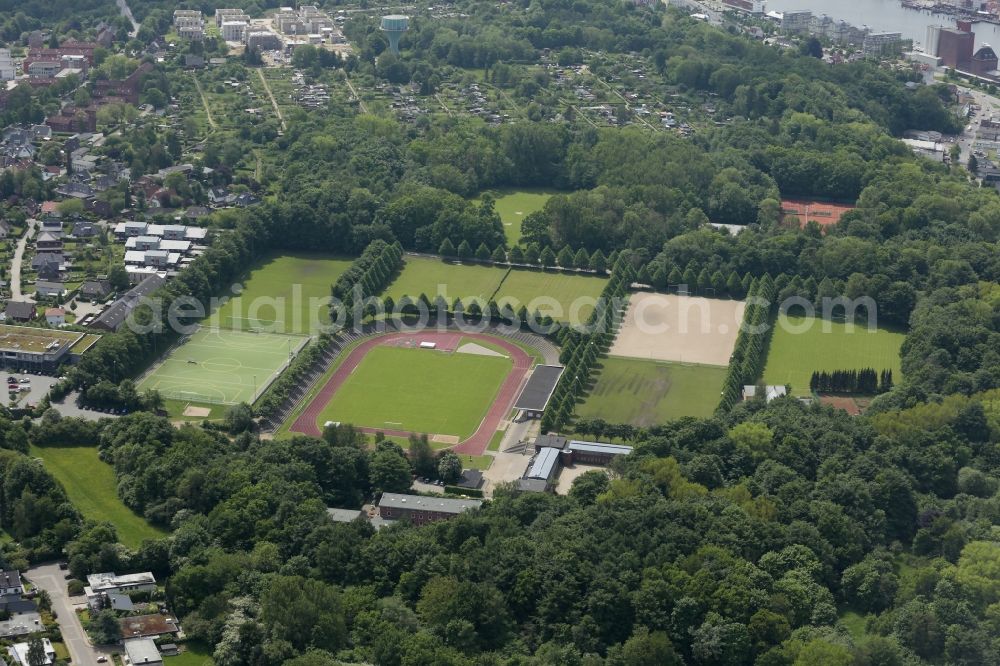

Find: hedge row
<box><xmin>719</xmin><ymin>274</ymin><xmax>777</xmax><ymax>411</ymax></box>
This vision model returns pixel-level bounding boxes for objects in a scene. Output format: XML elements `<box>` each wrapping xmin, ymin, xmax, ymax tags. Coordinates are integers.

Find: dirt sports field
<box><xmin>781</xmin><ymin>199</ymin><xmax>855</xmax><ymax>229</ymax></box>
<box><xmin>289</xmin><ymin>331</ymin><xmax>532</xmax><ymax>455</ymax></box>
<box><xmin>609</xmin><ymin>292</ymin><xmax>745</xmax><ymax>366</ymax></box>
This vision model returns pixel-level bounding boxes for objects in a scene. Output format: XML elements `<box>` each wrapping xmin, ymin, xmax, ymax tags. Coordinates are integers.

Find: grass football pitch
<box><xmin>576</xmin><ymin>357</ymin><xmax>727</xmax><ymax>426</ymax></box>
<box><xmin>30</xmin><ymin>445</ymin><xmax>166</xmax><ymax>548</ymax></box>
<box><xmin>495</xmin><ymin>269</ymin><xmax>606</xmax><ymax>324</ymax></box>
<box><xmin>316</xmin><ymin>346</ymin><xmax>512</xmax><ymax>438</ymax></box>
<box><xmin>762</xmin><ymin>313</ymin><xmax>905</xmax><ymax>396</ymax></box>
<box><xmin>138</xmin><ymin>328</ymin><xmax>308</xmax><ymax>404</ymax></box>
<box><xmin>208</xmin><ymin>253</ymin><xmax>353</xmax><ymax>334</ymax></box>
<box><xmin>384</xmin><ymin>256</ymin><xmax>607</xmax><ymax>322</ymax></box>
<box><xmin>384</xmin><ymin>256</ymin><xmax>508</xmax><ymax>305</ymax></box>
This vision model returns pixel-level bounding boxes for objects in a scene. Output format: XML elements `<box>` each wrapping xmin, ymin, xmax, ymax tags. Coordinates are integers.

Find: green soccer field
<box><xmin>383</xmin><ymin>256</ymin><xmax>508</xmax><ymax>306</ymax></box>
<box><xmin>473</xmin><ymin>188</ymin><xmax>561</xmax><ymax>245</ymax></box>
<box><xmin>30</xmin><ymin>445</ymin><xmax>166</xmax><ymax>548</ymax></box>
<box><xmin>576</xmin><ymin>357</ymin><xmax>727</xmax><ymax>427</ymax></box>
<box><xmin>316</xmin><ymin>346</ymin><xmax>512</xmax><ymax>438</ymax></box>
<box><xmin>208</xmin><ymin>253</ymin><xmax>353</xmax><ymax>334</ymax></box>
<box><xmin>495</xmin><ymin>269</ymin><xmax>607</xmax><ymax>324</ymax></box>
<box><xmin>763</xmin><ymin>313</ymin><xmax>905</xmax><ymax>396</ymax></box>
<box><xmin>138</xmin><ymin>328</ymin><xmax>308</xmax><ymax>404</ymax></box>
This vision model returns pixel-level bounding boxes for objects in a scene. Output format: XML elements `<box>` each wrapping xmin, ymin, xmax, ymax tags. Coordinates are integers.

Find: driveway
<box><xmin>11</xmin><ymin>219</ymin><xmax>37</xmax><ymax>302</ymax></box>
<box><xmin>24</xmin><ymin>562</ymin><xmax>110</xmax><ymax>666</ymax></box>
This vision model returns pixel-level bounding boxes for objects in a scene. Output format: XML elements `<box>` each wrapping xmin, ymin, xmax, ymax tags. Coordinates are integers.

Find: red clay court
<box><xmin>781</xmin><ymin>199</ymin><xmax>855</xmax><ymax>230</ymax></box>
<box><xmin>289</xmin><ymin>330</ymin><xmax>532</xmax><ymax>455</ymax></box>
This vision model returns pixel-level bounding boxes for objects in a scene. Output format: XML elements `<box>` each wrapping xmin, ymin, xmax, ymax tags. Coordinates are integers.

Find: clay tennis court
<box><xmin>289</xmin><ymin>330</ymin><xmax>532</xmax><ymax>455</ymax></box>
<box><xmin>609</xmin><ymin>292</ymin><xmax>746</xmax><ymax>366</ymax></box>
<box><xmin>781</xmin><ymin>199</ymin><xmax>855</xmax><ymax>229</ymax></box>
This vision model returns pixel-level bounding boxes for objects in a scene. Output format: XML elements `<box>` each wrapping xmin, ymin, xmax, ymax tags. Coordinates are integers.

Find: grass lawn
<box><xmin>383</xmin><ymin>256</ymin><xmax>508</xmax><ymax>306</ymax></box>
<box><xmin>138</xmin><ymin>328</ymin><xmax>308</xmax><ymax>405</ymax></box>
<box><xmin>495</xmin><ymin>268</ymin><xmax>607</xmax><ymax>324</ymax></box>
<box><xmin>458</xmin><ymin>454</ymin><xmax>493</xmax><ymax>470</ymax></box>
<box><xmin>473</xmin><ymin>188</ymin><xmax>561</xmax><ymax>245</ymax></box>
<box><xmin>316</xmin><ymin>346</ymin><xmax>512</xmax><ymax>438</ymax></box>
<box><xmin>29</xmin><ymin>445</ymin><xmax>166</xmax><ymax>548</ymax></box>
<box><xmin>576</xmin><ymin>357</ymin><xmax>727</xmax><ymax>426</ymax></box>
<box><xmin>762</xmin><ymin>314</ymin><xmax>905</xmax><ymax>396</ymax></box>
<box><xmin>163</xmin><ymin>399</ymin><xmax>227</xmax><ymax>421</ymax></box>
<box><xmin>167</xmin><ymin>641</ymin><xmax>214</xmax><ymax>666</ymax></box>
<box><xmin>207</xmin><ymin>253</ymin><xmax>353</xmax><ymax>334</ymax></box>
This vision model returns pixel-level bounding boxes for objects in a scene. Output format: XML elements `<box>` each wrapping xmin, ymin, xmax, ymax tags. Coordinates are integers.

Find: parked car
<box><xmin>18</xmin><ymin>378</ymin><xmax>29</xmax><ymax>384</ymax></box>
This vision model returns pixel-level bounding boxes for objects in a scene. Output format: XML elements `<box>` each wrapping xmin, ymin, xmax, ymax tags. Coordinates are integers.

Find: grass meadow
<box><xmin>316</xmin><ymin>346</ymin><xmax>512</xmax><ymax>438</ymax></box>
<box><xmin>576</xmin><ymin>357</ymin><xmax>727</xmax><ymax>426</ymax></box>
<box><xmin>30</xmin><ymin>445</ymin><xmax>166</xmax><ymax>548</ymax></box>
<box><xmin>762</xmin><ymin>313</ymin><xmax>905</xmax><ymax>396</ymax></box>
<box><xmin>473</xmin><ymin>188</ymin><xmax>561</xmax><ymax>245</ymax></box>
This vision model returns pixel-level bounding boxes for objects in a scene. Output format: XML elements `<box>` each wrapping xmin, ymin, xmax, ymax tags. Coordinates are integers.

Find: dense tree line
<box><xmin>809</xmin><ymin>369</ymin><xmax>893</xmax><ymax>395</ymax></box>
<box><xmin>720</xmin><ymin>276</ymin><xmax>776</xmax><ymax>410</ymax></box>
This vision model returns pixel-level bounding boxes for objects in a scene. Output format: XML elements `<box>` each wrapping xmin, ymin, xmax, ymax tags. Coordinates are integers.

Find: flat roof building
<box><xmin>378</xmin><ymin>492</ymin><xmax>481</xmax><ymax>526</ymax></box>
<box><xmin>513</xmin><ymin>364</ymin><xmax>564</xmax><ymax>418</ymax></box>
<box><xmin>123</xmin><ymin>638</ymin><xmax>161</xmax><ymax>666</ymax></box>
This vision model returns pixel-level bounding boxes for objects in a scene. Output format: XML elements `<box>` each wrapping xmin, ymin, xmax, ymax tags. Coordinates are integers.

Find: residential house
<box><xmin>0</xmin><ymin>570</ymin><xmax>22</xmax><ymax>595</ymax></box>
<box><xmin>35</xmin><ymin>231</ymin><xmax>63</xmax><ymax>252</ymax></box>
<box><xmin>40</xmin><ymin>218</ymin><xmax>63</xmax><ymax>235</ymax></box>
<box><xmin>123</xmin><ymin>638</ymin><xmax>161</xmax><ymax>666</ymax></box>
<box><xmin>3</xmin><ymin>302</ymin><xmax>35</xmax><ymax>322</ymax></box>
<box><xmin>90</xmin><ymin>276</ymin><xmax>165</xmax><ymax>332</ymax></box>
<box><xmin>35</xmin><ymin>282</ymin><xmax>65</xmax><ymax>298</ymax></box>
<box><xmin>70</xmin><ymin>221</ymin><xmax>97</xmax><ymax>238</ymax></box>
<box><xmin>80</xmin><ymin>280</ymin><xmax>112</xmax><ymax>301</ymax></box>
<box><xmin>93</xmin><ymin>62</ymin><xmax>154</xmax><ymax>105</ymax></box>
<box><xmin>0</xmin><ymin>221</ymin><xmax>11</xmax><ymax>239</ymax></box>
<box><xmin>0</xmin><ymin>611</ymin><xmax>41</xmax><ymax>639</ymax></box>
<box><xmin>45</xmin><ymin>308</ymin><xmax>65</xmax><ymax>326</ymax></box>
<box><xmin>85</xmin><ymin>571</ymin><xmax>157</xmax><ymax>596</ymax></box>
<box><xmin>8</xmin><ymin>638</ymin><xmax>55</xmax><ymax>666</ymax></box>
<box><xmin>119</xmin><ymin>614</ymin><xmax>179</xmax><ymax>640</ymax></box>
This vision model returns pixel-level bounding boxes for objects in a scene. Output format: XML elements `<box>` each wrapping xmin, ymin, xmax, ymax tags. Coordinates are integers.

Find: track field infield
<box><xmin>576</xmin><ymin>356</ymin><xmax>727</xmax><ymax>426</ymax></box>
<box><xmin>762</xmin><ymin>313</ymin><xmax>905</xmax><ymax>396</ymax></box>
<box><xmin>138</xmin><ymin>327</ymin><xmax>308</xmax><ymax>404</ymax></box>
<box><xmin>290</xmin><ymin>331</ymin><xmax>532</xmax><ymax>455</ymax></box>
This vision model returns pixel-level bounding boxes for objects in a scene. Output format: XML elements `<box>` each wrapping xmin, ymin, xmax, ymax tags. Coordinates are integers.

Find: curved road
<box><xmin>290</xmin><ymin>331</ymin><xmax>532</xmax><ymax>455</ymax></box>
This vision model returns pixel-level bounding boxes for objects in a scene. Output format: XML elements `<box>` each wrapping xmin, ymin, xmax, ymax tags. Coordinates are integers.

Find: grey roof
<box><xmin>456</xmin><ymin>469</ymin><xmax>483</xmax><ymax>489</ymax></box>
<box><xmin>526</xmin><ymin>446</ymin><xmax>561</xmax><ymax>481</ymax></box>
<box><xmin>378</xmin><ymin>492</ymin><xmax>482</xmax><ymax>515</ymax></box>
<box><xmin>517</xmin><ymin>478</ymin><xmax>549</xmax><ymax>493</ymax></box>
<box><xmin>91</xmin><ymin>275</ymin><xmax>165</xmax><ymax>331</ymax></box>
<box><xmin>35</xmin><ymin>281</ymin><xmax>65</xmax><ymax>295</ymax></box>
<box><xmin>0</xmin><ymin>571</ymin><xmax>20</xmax><ymax>589</ymax></box>
<box><xmin>535</xmin><ymin>434</ymin><xmax>567</xmax><ymax>450</ymax></box>
<box><xmin>107</xmin><ymin>592</ymin><xmax>134</xmax><ymax>611</ymax></box>
<box><xmin>80</xmin><ymin>280</ymin><xmax>111</xmax><ymax>296</ymax></box>
<box><xmin>567</xmin><ymin>440</ymin><xmax>633</xmax><ymax>456</ymax></box>
<box><xmin>513</xmin><ymin>365</ymin><xmax>564</xmax><ymax>411</ymax></box>
<box><xmin>326</xmin><ymin>507</ymin><xmax>363</xmax><ymax>523</ymax></box>
<box><xmin>0</xmin><ymin>595</ymin><xmax>36</xmax><ymax>615</ymax></box>
<box><xmin>4</xmin><ymin>302</ymin><xmax>34</xmax><ymax>320</ymax></box>
<box><xmin>123</xmin><ymin>638</ymin><xmax>160</xmax><ymax>665</ymax></box>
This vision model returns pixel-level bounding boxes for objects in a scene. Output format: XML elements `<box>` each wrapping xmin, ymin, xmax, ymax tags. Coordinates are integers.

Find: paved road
<box><xmin>25</xmin><ymin>563</ymin><xmax>109</xmax><ymax>666</ymax></box>
<box><xmin>116</xmin><ymin>0</ymin><xmax>140</xmax><ymax>36</ymax></box>
<box><xmin>11</xmin><ymin>219</ymin><xmax>37</xmax><ymax>302</ymax></box>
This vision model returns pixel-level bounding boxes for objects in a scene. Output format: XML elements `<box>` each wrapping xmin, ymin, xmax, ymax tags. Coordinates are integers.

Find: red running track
<box><xmin>289</xmin><ymin>331</ymin><xmax>532</xmax><ymax>455</ymax></box>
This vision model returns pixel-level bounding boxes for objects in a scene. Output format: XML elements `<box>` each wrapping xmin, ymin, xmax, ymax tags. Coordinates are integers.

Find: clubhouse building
<box><xmin>518</xmin><ymin>435</ymin><xmax>633</xmax><ymax>493</ymax></box>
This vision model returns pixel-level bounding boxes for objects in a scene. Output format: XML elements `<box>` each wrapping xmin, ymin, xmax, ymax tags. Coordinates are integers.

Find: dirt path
<box><xmin>11</xmin><ymin>218</ymin><xmax>36</xmax><ymax>302</ymax></box>
<box><xmin>256</xmin><ymin>69</ymin><xmax>286</xmax><ymax>131</ymax></box>
<box><xmin>344</xmin><ymin>75</ymin><xmax>368</xmax><ymax>114</ymax></box>
<box><xmin>192</xmin><ymin>76</ymin><xmax>217</xmax><ymax>131</ymax></box>
<box><xmin>289</xmin><ymin>331</ymin><xmax>532</xmax><ymax>455</ymax></box>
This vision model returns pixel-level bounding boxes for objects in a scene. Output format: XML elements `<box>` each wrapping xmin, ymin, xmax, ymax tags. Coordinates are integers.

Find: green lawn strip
<box><xmin>762</xmin><ymin>313</ymin><xmax>905</xmax><ymax>396</ymax></box>
<box><xmin>167</xmin><ymin>641</ymin><xmax>214</xmax><ymax>666</ymax></box>
<box><xmin>458</xmin><ymin>454</ymin><xmax>493</xmax><ymax>470</ymax></box>
<box><xmin>207</xmin><ymin>252</ymin><xmax>353</xmax><ymax>334</ymax></box>
<box><xmin>472</xmin><ymin>188</ymin><xmax>561</xmax><ymax>246</ymax></box>
<box><xmin>383</xmin><ymin>256</ymin><xmax>508</xmax><ymax>306</ymax></box>
<box><xmin>494</xmin><ymin>268</ymin><xmax>607</xmax><ymax>324</ymax></box>
<box><xmin>487</xmin><ymin>428</ymin><xmax>506</xmax><ymax>452</ymax></box>
<box><xmin>316</xmin><ymin>346</ymin><xmax>511</xmax><ymax>438</ymax></box>
<box><xmin>29</xmin><ymin>445</ymin><xmax>166</xmax><ymax>548</ymax></box>
<box><xmin>576</xmin><ymin>357</ymin><xmax>727</xmax><ymax>426</ymax></box>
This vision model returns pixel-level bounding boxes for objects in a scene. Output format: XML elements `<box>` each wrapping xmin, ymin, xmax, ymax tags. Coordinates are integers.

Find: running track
<box><xmin>289</xmin><ymin>331</ymin><xmax>533</xmax><ymax>455</ymax></box>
